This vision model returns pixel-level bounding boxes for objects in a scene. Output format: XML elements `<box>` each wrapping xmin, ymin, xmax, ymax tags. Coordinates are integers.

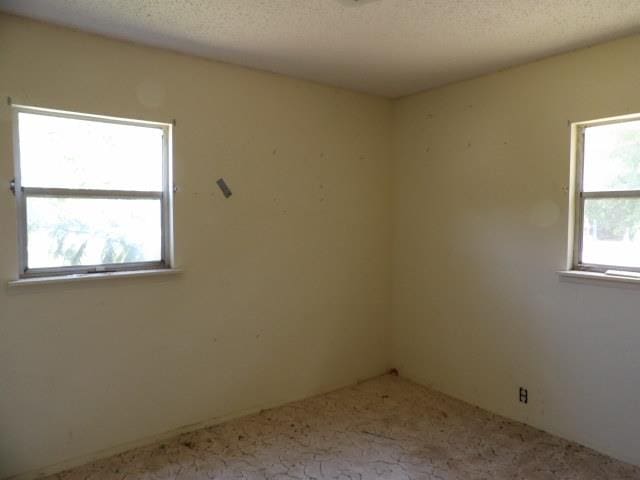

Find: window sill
<box><xmin>8</xmin><ymin>268</ymin><xmax>182</xmax><ymax>287</ymax></box>
<box><xmin>558</xmin><ymin>270</ymin><xmax>640</xmax><ymax>286</ymax></box>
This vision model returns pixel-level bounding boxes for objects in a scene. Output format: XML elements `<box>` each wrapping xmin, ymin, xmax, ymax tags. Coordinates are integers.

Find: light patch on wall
<box><xmin>136</xmin><ymin>80</ymin><xmax>166</xmax><ymax>108</ymax></box>
<box><xmin>529</xmin><ymin>199</ymin><xmax>560</xmax><ymax>228</ymax></box>
<box><xmin>334</xmin><ymin>0</ymin><xmax>382</xmax><ymax>7</ymax></box>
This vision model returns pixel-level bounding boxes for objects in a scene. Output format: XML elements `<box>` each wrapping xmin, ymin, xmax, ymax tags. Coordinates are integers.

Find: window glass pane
<box><xmin>26</xmin><ymin>197</ymin><xmax>162</xmax><ymax>269</ymax></box>
<box><xmin>582</xmin><ymin>198</ymin><xmax>640</xmax><ymax>268</ymax></box>
<box><xmin>18</xmin><ymin>112</ymin><xmax>164</xmax><ymax>191</ymax></box>
<box><xmin>583</xmin><ymin>120</ymin><xmax>640</xmax><ymax>192</ymax></box>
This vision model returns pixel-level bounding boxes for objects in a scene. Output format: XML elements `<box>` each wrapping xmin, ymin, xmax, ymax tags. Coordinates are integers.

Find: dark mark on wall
<box><xmin>216</xmin><ymin>178</ymin><xmax>232</xmax><ymax>198</ymax></box>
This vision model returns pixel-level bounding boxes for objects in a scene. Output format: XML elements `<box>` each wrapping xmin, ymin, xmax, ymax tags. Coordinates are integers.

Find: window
<box><xmin>571</xmin><ymin>114</ymin><xmax>640</xmax><ymax>273</ymax></box>
<box><xmin>12</xmin><ymin>105</ymin><xmax>173</xmax><ymax>278</ymax></box>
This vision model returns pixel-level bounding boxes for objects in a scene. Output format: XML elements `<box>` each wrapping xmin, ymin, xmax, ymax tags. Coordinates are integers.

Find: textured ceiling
<box><xmin>1</xmin><ymin>0</ymin><xmax>640</xmax><ymax>97</ymax></box>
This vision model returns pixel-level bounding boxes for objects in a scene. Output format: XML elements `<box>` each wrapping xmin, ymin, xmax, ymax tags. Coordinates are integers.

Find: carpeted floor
<box><xmin>47</xmin><ymin>374</ymin><xmax>640</xmax><ymax>480</ymax></box>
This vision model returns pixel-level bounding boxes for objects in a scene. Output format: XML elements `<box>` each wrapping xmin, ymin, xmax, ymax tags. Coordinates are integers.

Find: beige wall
<box><xmin>0</xmin><ymin>15</ymin><xmax>392</xmax><ymax>478</ymax></box>
<box><xmin>392</xmin><ymin>35</ymin><xmax>640</xmax><ymax>466</ymax></box>
<box><xmin>3</xmin><ymin>10</ymin><xmax>640</xmax><ymax>479</ymax></box>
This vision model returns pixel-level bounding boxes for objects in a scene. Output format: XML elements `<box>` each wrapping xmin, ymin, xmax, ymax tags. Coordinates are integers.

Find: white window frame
<box><xmin>11</xmin><ymin>104</ymin><xmax>174</xmax><ymax>278</ymax></box>
<box><xmin>569</xmin><ymin>113</ymin><xmax>640</xmax><ymax>274</ymax></box>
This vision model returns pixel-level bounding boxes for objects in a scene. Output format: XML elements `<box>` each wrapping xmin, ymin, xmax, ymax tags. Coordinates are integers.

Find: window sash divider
<box><xmin>22</xmin><ymin>187</ymin><xmax>163</xmax><ymax>200</ymax></box>
<box><xmin>580</xmin><ymin>190</ymin><xmax>640</xmax><ymax>199</ymax></box>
